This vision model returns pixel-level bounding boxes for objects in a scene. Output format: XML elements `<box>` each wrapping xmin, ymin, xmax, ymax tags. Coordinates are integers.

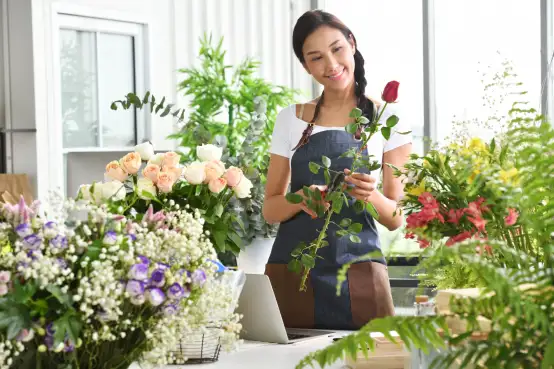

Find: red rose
<box><xmin>381</xmin><ymin>81</ymin><xmax>400</xmax><ymax>103</ymax></box>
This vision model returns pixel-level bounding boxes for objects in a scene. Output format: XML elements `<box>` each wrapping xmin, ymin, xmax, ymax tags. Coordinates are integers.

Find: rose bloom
<box><xmin>196</xmin><ymin>144</ymin><xmax>223</xmax><ymax>162</ymax></box>
<box><xmin>208</xmin><ymin>177</ymin><xmax>227</xmax><ymax>194</ymax></box>
<box><xmin>184</xmin><ymin>162</ymin><xmax>206</xmax><ymax>185</ymax></box>
<box><xmin>233</xmin><ymin>175</ymin><xmax>253</xmax><ymax>198</ymax></box>
<box><xmin>162</xmin><ymin>152</ymin><xmax>180</xmax><ymax>167</ymax></box>
<box><xmin>204</xmin><ymin>160</ymin><xmax>226</xmax><ymax>183</ymax></box>
<box><xmin>120</xmin><ymin>152</ymin><xmax>142</xmax><ymax>175</ymax></box>
<box><xmin>142</xmin><ymin>164</ymin><xmax>161</xmax><ymax>183</ymax></box>
<box><xmin>157</xmin><ymin>172</ymin><xmax>177</xmax><ymax>193</ymax></box>
<box><xmin>162</xmin><ymin>165</ymin><xmax>183</xmax><ymax>180</ymax></box>
<box><xmin>224</xmin><ymin>167</ymin><xmax>243</xmax><ymax>187</ymax></box>
<box><xmin>105</xmin><ymin>161</ymin><xmax>128</xmax><ymax>182</ymax></box>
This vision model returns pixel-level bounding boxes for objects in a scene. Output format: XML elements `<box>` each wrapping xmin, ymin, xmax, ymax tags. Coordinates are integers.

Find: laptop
<box><xmin>236</xmin><ymin>274</ymin><xmax>334</xmax><ymax>344</ymax></box>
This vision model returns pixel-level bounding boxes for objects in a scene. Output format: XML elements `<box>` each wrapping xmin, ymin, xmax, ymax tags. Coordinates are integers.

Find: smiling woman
<box><xmin>262</xmin><ymin>10</ymin><xmax>412</xmax><ymax>331</ymax></box>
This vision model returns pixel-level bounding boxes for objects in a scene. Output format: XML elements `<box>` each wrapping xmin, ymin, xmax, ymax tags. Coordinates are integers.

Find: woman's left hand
<box><xmin>344</xmin><ymin>169</ymin><xmax>377</xmax><ymax>202</ymax></box>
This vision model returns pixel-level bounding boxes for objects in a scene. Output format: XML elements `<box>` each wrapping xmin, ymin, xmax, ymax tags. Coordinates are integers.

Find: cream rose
<box><xmin>120</xmin><ymin>152</ymin><xmax>142</xmax><ymax>175</ymax></box>
<box><xmin>204</xmin><ymin>160</ymin><xmax>226</xmax><ymax>183</ymax></box>
<box><xmin>162</xmin><ymin>151</ymin><xmax>180</xmax><ymax>168</ymax></box>
<box><xmin>134</xmin><ymin>142</ymin><xmax>155</xmax><ymax>161</ymax></box>
<box><xmin>148</xmin><ymin>153</ymin><xmax>165</xmax><ymax>166</ymax></box>
<box><xmin>142</xmin><ymin>164</ymin><xmax>161</xmax><ymax>183</ymax></box>
<box><xmin>157</xmin><ymin>172</ymin><xmax>176</xmax><ymax>193</ymax></box>
<box><xmin>224</xmin><ymin>167</ymin><xmax>243</xmax><ymax>187</ymax></box>
<box><xmin>196</xmin><ymin>144</ymin><xmax>223</xmax><ymax>162</ymax></box>
<box><xmin>105</xmin><ymin>161</ymin><xmax>128</xmax><ymax>182</ymax></box>
<box><xmin>233</xmin><ymin>176</ymin><xmax>253</xmax><ymax>199</ymax></box>
<box><xmin>184</xmin><ymin>162</ymin><xmax>206</xmax><ymax>185</ymax></box>
<box><xmin>100</xmin><ymin>181</ymin><xmax>126</xmax><ymax>202</ymax></box>
<box><xmin>162</xmin><ymin>165</ymin><xmax>183</xmax><ymax>180</ymax></box>
<box><xmin>137</xmin><ymin>178</ymin><xmax>157</xmax><ymax>199</ymax></box>
<box><xmin>208</xmin><ymin>177</ymin><xmax>227</xmax><ymax>194</ymax></box>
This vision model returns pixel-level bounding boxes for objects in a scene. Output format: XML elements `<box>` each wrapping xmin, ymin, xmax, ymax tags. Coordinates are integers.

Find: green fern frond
<box><xmin>110</xmin><ymin>91</ymin><xmax>186</xmax><ymax>124</ymax></box>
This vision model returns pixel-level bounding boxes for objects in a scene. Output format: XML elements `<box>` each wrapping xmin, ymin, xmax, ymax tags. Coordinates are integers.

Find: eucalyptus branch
<box><xmin>111</xmin><ymin>91</ymin><xmax>186</xmax><ymax>125</ymax></box>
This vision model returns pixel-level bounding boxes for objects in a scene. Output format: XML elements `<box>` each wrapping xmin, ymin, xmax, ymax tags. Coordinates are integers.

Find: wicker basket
<box><xmin>170</xmin><ymin>327</ymin><xmax>222</xmax><ymax>364</ymax></box>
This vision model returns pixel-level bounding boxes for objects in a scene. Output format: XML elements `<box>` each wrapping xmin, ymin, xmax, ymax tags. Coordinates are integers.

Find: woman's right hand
<box><xmin>296</xmin><ymin>185</ymin><xmax>329</xmax><ymax>218</ymax></box>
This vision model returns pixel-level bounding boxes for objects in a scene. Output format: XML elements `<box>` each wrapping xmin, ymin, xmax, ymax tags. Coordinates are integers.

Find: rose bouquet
<box><xmin>0</xmin><ymin>195</ymin><xmax>241</xmax><ymax>369</ymax></box>
<box><xmin>78</xmin><ymin>142</ymin><xmax>253</xmax><ymax>260</ymax></box>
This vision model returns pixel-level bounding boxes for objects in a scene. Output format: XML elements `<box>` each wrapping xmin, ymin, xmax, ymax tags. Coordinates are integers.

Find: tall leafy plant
<box><xmin>169</xmin><ymin>34</ymin><xmax>298</xmax><ymax>164</ymax></box>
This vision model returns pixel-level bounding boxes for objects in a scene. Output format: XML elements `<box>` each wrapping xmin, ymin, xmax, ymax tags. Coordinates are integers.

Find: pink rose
<box><xmin>142</xmin><ymin>164</ymin><xmax>161</xmax><ymax>183</ymax></box>
<box><xmin>162</xmin><ymin>165</ymin><xmax>183</xmax><ymax>180</ymax></box>
<box><xmin>162</xmin><ymin>152</ymin><xmax>180</xmax><ymax>168</ymax></box>
<box><xmin>504</xmin><ymin>208</ymin><xmax>519</xmax><ymax>226</ymax></box>
<box><xmin>208</xmin><ymin>177</ymin><xmax>227</xmax><ymax>194</ymax></box>
<box><xmin>120</xmin><ymin>152</ymin><xmax>142</xmax><ymax>175</ymax></box>
<box><xmin>105</xmin><ymin>161</ymin><xmax>128</xmax><ymax>182</ymax></box>
<box><xmin>157</xmin><ymin>172</ymin><xmax>176</xmax><ymax>193</ymax></box>
<box><xmin>224</xmin><ymin>167</ymin><xmax>243</xmax><ymax>187</ymax></box>
<box><xmin>204</xmin><ymin>160</ymin><xmax>226</xmax><ymax>183</ymax></box>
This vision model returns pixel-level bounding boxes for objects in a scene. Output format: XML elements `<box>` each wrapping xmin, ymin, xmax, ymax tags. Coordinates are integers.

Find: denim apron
<box><xmin>266</xmin><ymin>129</ymin><xmax>395</xmax><ymax>330</ymax></box>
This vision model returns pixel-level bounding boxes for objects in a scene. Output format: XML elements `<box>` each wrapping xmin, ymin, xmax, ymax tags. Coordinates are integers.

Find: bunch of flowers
<box><xmin>78</xmin><ymin>142</ymin><xmax>253</xmax><ymax>260</ymax></box>
<box><xmin>0</xmin><ymin>196</ymin><xmax>240</xmax><ymax>368</ymax></box>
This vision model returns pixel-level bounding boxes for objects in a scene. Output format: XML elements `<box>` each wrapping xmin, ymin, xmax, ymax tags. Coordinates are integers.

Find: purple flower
<box><xmin>149</xmin><ymin>269</ymin><xmax>165</xmax><ymax>288</ymax></box>
<box><xmin>137</xmin><ymin>255</ymin><xmax>149</xmax><ymax>265</ymax></box>
<box><xmin>127</xmin><ymin>234</ymin><xmax>137</xmax><ymax>243</ymax></box>
<box><xmin>155</xmin><ymin>262</ymin><xmax>170</xmax><ymax>271</ymax></box>
<box><xmin>22</xmin><ymin>235</ymin><xmax>41</xmax><ymax>250</ymax></box>
<box><xmin>103</xmin><ymin>231</ymin><xmax>118</xmax><ymax>246</ymax></box>
<box><xmin>163</xmin><ymin>303</ymin><xmax>179</xmax><ymax>316</ymax></box>
<box><xmin>64</xmin><ymin>341</ymin><xmax>75</xmax><ymax>353</ymax></box>
<box><xmin>44</xmin><ymin>335</ymin><xmax>54</xmax><ymax>350</ymax></box>
<box><xmin>55</xmin><ymin>258</ymin><xmax>68</xmax><ymax>270</ymax></box>
<box><xmin>146</xmin><ymin>288</ymin><xmax>165</xmax><ymax>306</ymax></box>
<box><xmin>126</xmin><ymin>280</ymin><xmax>145</xmax><ymax>297</ymax></box>
<box><xmin>176</xmin><ymin>269</ymin><xmax>187</xmax><ymax>279</ymax></box>
<box><xmin>15</xmin><ymin>223</ymin><xmax>32</xmax><ymax>238</ymax></box>
<box><xmin>49</xmin><ymin>235</ymin><xmax>68</xmax><ymax>249</ymax></box>
<box><xmin>130</xmin><ymin>294</ymin><xmax>145</xmax><ymax>306</ymax></box>
<box><xmin>191</xmin><ymin>269</ymin><xmax>207</xmax><ymax>287</ymax></box>
<box><xmin>127</xmin><ymin>263</ymin><xmax>149</xmax><ymax>281</ymax></box>
<box><xmin>43</xmin><ymin>222</ymin><xmax>58</xmax><ymax>238</ymax></box>
<box><xmin>26</xmin><ymin>250</ymin><xmax>42</xmax><ymax>260</ymax></box>
<box><xmin>167</xmin><ymin>283</ymin><xmax>187</xmax><ymax>300</ymax></box>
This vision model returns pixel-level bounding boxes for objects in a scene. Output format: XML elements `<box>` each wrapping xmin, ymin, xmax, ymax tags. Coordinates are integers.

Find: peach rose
<box><xmin>142</xmin><ymin>164</ymin><xmax>161</xmax><ymax>183</ymax></box>
<box><xmin>184</xmin><ymin>162</ymin><xmax>206</xmax><ymax>185</ymax></box>
<box><xmin>204</xmin><ymin>160</ymin><xmax>226</xmax><ymax>183</ymax></box>
<box><xmin>157</xmin><ymin>172</ymin><xmax>176</xmax><ymax>193</ymax></box>
<box><xmin>208</xmin><ymin>177</ymin><xmax>227</xmax><ymax>194</ymax></box>
<box><xmin>120</xmin><ymin>152</ymin><xmax>142</xmax><ymax>175</ymax></box>
<box><xmin>162</xmin><ymin>151</ymin><xmax>180</xmax><ymax>168</ymax></box>
<box><xmin>224</xmin><ymin>166</ymin><xmax>243</xmax><ymax>187</ymax></box>
<box><xmin>162</xmin><ymin>165</ymin><xmax>183</xmax><ymax>180</ymax></box>
<box><xmin>105</xmin><ymin>161</ymin><xmax>128</xmax><ymax>182</ymax></box>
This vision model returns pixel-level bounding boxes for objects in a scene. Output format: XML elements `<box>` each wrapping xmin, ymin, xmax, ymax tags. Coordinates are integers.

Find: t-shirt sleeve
<box><xmin>269</xmin><ymin>106</ymin><xmax>293</xmax><ymax>158</ymax></box>
<box><xmin>382</xmin><ymin>103</ymin><xmax>412</xmax><ymax>152</ymax></box>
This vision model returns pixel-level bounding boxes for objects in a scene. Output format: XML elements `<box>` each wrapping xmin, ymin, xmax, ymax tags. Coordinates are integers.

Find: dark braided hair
<box><xmin>292</xmin><ymin>10</ymin><xmax>375</xmax><ymax>124</ymax></box>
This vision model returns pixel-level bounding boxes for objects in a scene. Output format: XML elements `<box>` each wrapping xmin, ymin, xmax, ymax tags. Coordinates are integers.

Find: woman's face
<box><xmin>302</xmin><ymin>25</ymin><xmax>356</xmax><ymax>91</ymax></box>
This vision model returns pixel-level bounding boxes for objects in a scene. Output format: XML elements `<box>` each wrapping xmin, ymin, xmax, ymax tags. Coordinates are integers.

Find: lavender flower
<box><xmin>44</xmin><ymin>336</ymin><xmax>54</xmax><ymax>350</ymax></box>
<box><xmin>149</xmin><ymin>269</ymin><xmax>165</xmax><ymax>288</ymax></box>
<box><xmin>146</xmin><ymin>288</ymin><xmax>165</xmax><ymax>306</ymax></box>
<box><xmin>167</xmin><ymin>283</ymin><xmax>188</xmax><ymax>300</ymax></box>
<box><xmin>127</xmin><ymin>234</ymin><xmax>137</xmax><ymax>243</ymax></box>
<box><xmin>55</xmin><ymin>258</ymin><xmax>68</xmax><ymax>270</ymax></box>
<box><xmin>137</xmin><ymin>255</ymin><xmax>149</xmax><ymax>265</ymax></box>
<box><xmin>26</xmin><ymin>249</ymin><xmax>42</xmax><ymax>260</ymax></box>
<box><xmin>163</xmin><ymin>303</ymin><xmax>179</xmax><ymax>316</ymax></box>
<box><xmin>103</xmin><ymin>230</ymin><xmax>119</xmax><ymax>246</ymax></box>
<box><xmin>64</xmin><ymin>341</ymin><xmax>75</xmax><ymax>353</ymax></box>
<box><xmin>126</xmin><ymin>280</ymin><xmax>146</xmax><ymax>297</ymax></box>
<box><xmin>22</xmin><ymin>234</ymin><xmax>42</xmax><ymax>250</ymax></box>
<box><xmin>49</xmin><ymin>235</ymin><xmax>68</xmax><ymax>250</ymax></box>
<box><xmin>155</xmin><ymin>262</ymin><xmax>170</xmax><ymax>271</ymax></box>
<box><xmin>46</xmin><ymin>323</ymin><xmax>55</xmax><ymax>337</ymax></box>
<box><xmin>43</xmin><ymin>221</ymin><xmax>58</xmax><ymax>239</ymax></box>
<box><xmin>127</xmin><ymin>263</ymin><xmax>149</xmax><ymax>281</ymax></box>
<box><xmin>130</xmin><ymin>294</ymin><xmax>145</xmax><ymax>306</ymax></box>
<box><xmin>191</xmin><ymin>269</ymin><xmax>207</xmax><ymax>287</ymax></box>
<box><xmin>0</xmin><ymin>271</ymin><xmax>11</xmax><ymax>283</ymax></box>
<box><xmin>15</xmin><ymin>223</ymin><xmax>32</xmax><ymax>238</ymax></box>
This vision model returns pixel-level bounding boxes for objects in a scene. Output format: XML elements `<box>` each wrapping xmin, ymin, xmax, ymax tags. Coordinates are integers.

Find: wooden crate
<box><xmin>345</xmin><ymin>337</ymin><xmax>410</xmax><ymax>369</ymax></box>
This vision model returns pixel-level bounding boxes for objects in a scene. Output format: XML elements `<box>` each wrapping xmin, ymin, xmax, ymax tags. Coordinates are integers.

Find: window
<box><xmin>434</xmin><ymin>0</ymin><xmax>541</xmax><ymax>142</ymax></box>
<box><xmin>58</xmin><ymin>15</ymin><xmax>146</xmax><ymax>150</ymax></box>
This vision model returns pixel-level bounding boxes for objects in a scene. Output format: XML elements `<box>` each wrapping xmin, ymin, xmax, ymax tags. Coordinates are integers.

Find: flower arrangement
<box><xmin>285</xmin><ymin>81</ymin><xmax>405</xmax><ymax>291</ymax></box>
<box><xmin>0</xmin><ymin>195</ymin><xmax>241</xmax><ymax>368</ymax></box>
<box><xmin>78</xmin><ymin>142</ymin><xmax>252</xmax><ymax>259</ymax></box>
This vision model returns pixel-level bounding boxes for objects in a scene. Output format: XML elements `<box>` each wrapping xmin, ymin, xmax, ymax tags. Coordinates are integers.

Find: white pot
<box><xmin>236</xmin><ymin>237</ymin><xmax>275</xmax><ymax>274</ymax></box>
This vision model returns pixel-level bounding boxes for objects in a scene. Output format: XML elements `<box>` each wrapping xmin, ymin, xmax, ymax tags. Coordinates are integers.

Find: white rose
<box><xmin>184</xmin><ymin>162</ymin><xmax>206</xmax><ymax>185</ymax></box>
<box><xmin>233</xmin><ymin>176</ymin><xmax>253</xmax><ymax>199</ymax></box>
<box><xmin>137</xmin><ymin>178</ymin><xmax>157</xmax><ymax>200</ymax></box>
<box><xmin>135</xmin><ymin>142</ymin><xmax>155</xmax><ymax>161</ymax></box>
<box><xmin>196</xmin><ymin>144</ymin><xmax>222</xmax><ymax>162</ymax></box>
<box><xmin>100</xmin><ymin>181</ymin><xmax>126</xmax><ymax>202</ymax></box>
<box><xmin>148</xmin><ymin>153</ymin><xmax>165</xmax><ymax>166</ymax></box>
<box><xmin>78</xmin><ymin>184</ymin><xmax>92</xmax><ymax>201</ymax></box>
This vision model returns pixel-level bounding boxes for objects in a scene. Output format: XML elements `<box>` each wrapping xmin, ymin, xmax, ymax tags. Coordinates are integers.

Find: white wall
<box><xmin>1</xmin><ymin>0</ymin><xmax>313</xmax><ymax>199</ymax></box>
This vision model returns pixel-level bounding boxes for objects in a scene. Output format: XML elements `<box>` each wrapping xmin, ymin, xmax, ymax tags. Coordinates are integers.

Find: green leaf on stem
<box><xmin>53</xmin><ymin>311</ymin><xmax>82</xmax><ymax>346</ymax></box>
<box><xmin>349</xmin><ymin>108</ymin><xmax>362</xmax><ymax>118</ymax></box>
<box><xmin>348</xmin><ymin>223</ymin><xmax>363</xmax><ymax>234</ymax></box>
<box><xmin>228</xmin><ymin>231</ymin><xmax>243</xmax><ymax>249</ymax></box>
<box><xmin>46</xmin><ymin>285</ymin><xmax>73</xmax><ymax>308</ymax></box>
<box><xmin>322</xmin><ymin>156</ymin><xmax>331</xmax><ymax>168</ymax></box>
<box><xmin>366</xmin><ymin>202</ymin><xmax>379</xmax><ymax>219</ymax></box>
<box><xmin>301</xmin><ymin>254</ymin><xmax>316</xmax><ymax>268</ymax></box>
<box><xmin>213</xmin><ymin>203</ymin><xmax>224</xmax><ymax>218</ymax></box>
<box><xmin>353</xmin><ymin>200</ymin><xmax>365</xmax><ymax>214</ymax></box>
<box><xmin>358</xmin><ymin>116</ymin><xmax>370</xmax><ymax>125</ymax></box>
<box><xmin>332</xmin><ymin>199</ymin><xmax>343</xmax><ymax>214</ymax></box>
<box><xmin>288</xmin><ymin>259</ymin><xmax>302</xmax><ymax>273</ymax></box>
<box><xmin>340</xmin><ymin>218</ymin><xmax>352</xmax><ymax>228</ymax></box>
<box><xmin>336</xmin><ymin>230</ymin><xmax>349</xmax><ymax>238</ymax></box>
<box><xmin>345</xmin><ymin>123</ymin><xmax>359</xmax><ymax>135</ymax></box>
<box><xmin>195</xmin><ymin>185</ymin><xmax>202</xmax><ymax>197</ymax></box>
<box><xmin>489</xmin><ymin>138</ymin><xmax>496</xmax><ymax>153</ymax></box>
<box><xmin>286</xmin><ymin>193</ymin><xmax>304</xmax><ymax>204</ymax></box>
<box><xmin>83</xmin><ymin>239</ymin><xmax>102</xmax><ymax>262</ymax></box>
<box><xmin>386</xmin><ymin>115</ymin><xmax>399</xmax><ymax>127</ymax></box>
<box><xmin>324</xmin><ymin>169</ymin><xmax>331</xmax><ymax>185</ymax></box>
<box><xmin>12</xmin><ymin>280</ymin><xmax>36</xmax><ymax>304</ymax></box>
<box><xmin>213</xmin><ymin>230</ymin><xmax>227</xmax><ymax>252</ymax></box>
<box><xmin>309</xmin><ymin>162</ymin><xmax>321</xmax><ymax>174</ymax></box>
<box><xmin>349</xmin><ymin>235</ymin><xmax>362</xmax><ymax>243</ymax></box>
<box><xmin>381</xmin><ymin>127</ymin><xmax>391</xmax><ymax>140</ymax></box>
<box><xmin>291</xmin><ymin>243</ymin><xmax>306</xmax><ymax>257</ymax></box>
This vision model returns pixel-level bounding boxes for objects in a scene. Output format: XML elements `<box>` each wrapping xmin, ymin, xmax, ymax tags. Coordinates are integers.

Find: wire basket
<box><xmin>170</xmin><ymin>327</ymin><xmax>222</xmax><ymax>364</ymax></box>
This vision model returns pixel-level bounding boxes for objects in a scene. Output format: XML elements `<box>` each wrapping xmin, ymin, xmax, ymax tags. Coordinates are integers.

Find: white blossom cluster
<box><xmin>0</xmin><ymin>340</ymin><xmax>24</xmax><ymax>369</ymax></box>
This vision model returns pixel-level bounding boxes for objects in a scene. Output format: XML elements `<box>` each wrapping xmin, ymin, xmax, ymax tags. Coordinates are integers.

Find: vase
<box><xmin>236</xmin><ymin>237</ymin><xmax>275</xmax><ymax>274</ymax></box>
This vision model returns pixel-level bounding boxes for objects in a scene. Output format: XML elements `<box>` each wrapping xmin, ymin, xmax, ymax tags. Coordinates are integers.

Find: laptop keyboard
<box><xmin>287</xmin><ymin>333</ymin><xmax>309</xmax><ymax>341</ymax></box>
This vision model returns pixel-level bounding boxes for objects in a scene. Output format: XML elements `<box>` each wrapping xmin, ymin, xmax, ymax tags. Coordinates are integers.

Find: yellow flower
<box><xmin>468</xmin><ymin>137</ymin><xmax>487</xmax><ymax>153</ymax></box>
<box><xmin>499</xmin><ymin>167</ymin><xmax>519</xmax><ymax>185</ymax></box>
<box><xmin>407</xmin><ymin>179</ymin><xmax>428</xmax><ymax>197</ymax></box>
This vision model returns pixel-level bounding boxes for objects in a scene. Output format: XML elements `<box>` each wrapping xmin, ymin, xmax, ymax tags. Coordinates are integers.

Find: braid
<box><xmin>310</xmin><ymin>92</ymin><xmax>325</xmax><ymax>123</ymax></box>
<box><xmin>353</xmin><ymin>50</ymin><xmax>375</xmax><ymax>121</ymax></box>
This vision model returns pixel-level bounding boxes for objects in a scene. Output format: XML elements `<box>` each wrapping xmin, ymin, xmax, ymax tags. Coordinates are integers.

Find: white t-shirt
<box><xmin>269</xmin><ymin>103</ymin><xmax>412</xmax><ymax>184</ymax></box>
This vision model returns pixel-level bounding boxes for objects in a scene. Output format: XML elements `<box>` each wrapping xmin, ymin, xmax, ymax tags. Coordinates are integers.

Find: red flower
<box><xmin>447</xmin><ymin>209</ymin><xmax>464</xmax><ymax>224</ymax></box>
<box><xmin>406</xmin><ymin>213</ymin><xmax>427</xmax><ymax>229</ymax></box>
<box><xmin>417</xmin><ymin>238</ymin><xmax>430</xmax><ymax>249</ymax></box>
<box><xmin>446</xmin><ymin>231</ymin><xmax>473</xmax><ymax>246</ymax></box>
<box><xmin>418</xmin><ymin>192</ymin><xmax>438</xmax><ymax>209</ymax></box>
<box><xmin>405</xmin><ymin>233</ymin><xmax>416</xmax><ymax>239</ymax></box>
<box><xmin>381</xmin><ymin>81</ymin><xmax>400</xmax><ymax>103</ymax></box>
<box><xmin>468</xmin><ymin>216</ymin><xmax>487</xmax><ymax>232</ymax></box>
<box><xmin>504</xmin><ymin>208</ymin><xmax>519</xmax><ymax>226</ymax></box>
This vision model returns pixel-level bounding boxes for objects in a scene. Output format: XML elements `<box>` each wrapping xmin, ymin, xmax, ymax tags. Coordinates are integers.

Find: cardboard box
<box><xmin>0</xmin><ymin>174</ymin><xmax>33</xmax><ymax>205</ymax></box>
